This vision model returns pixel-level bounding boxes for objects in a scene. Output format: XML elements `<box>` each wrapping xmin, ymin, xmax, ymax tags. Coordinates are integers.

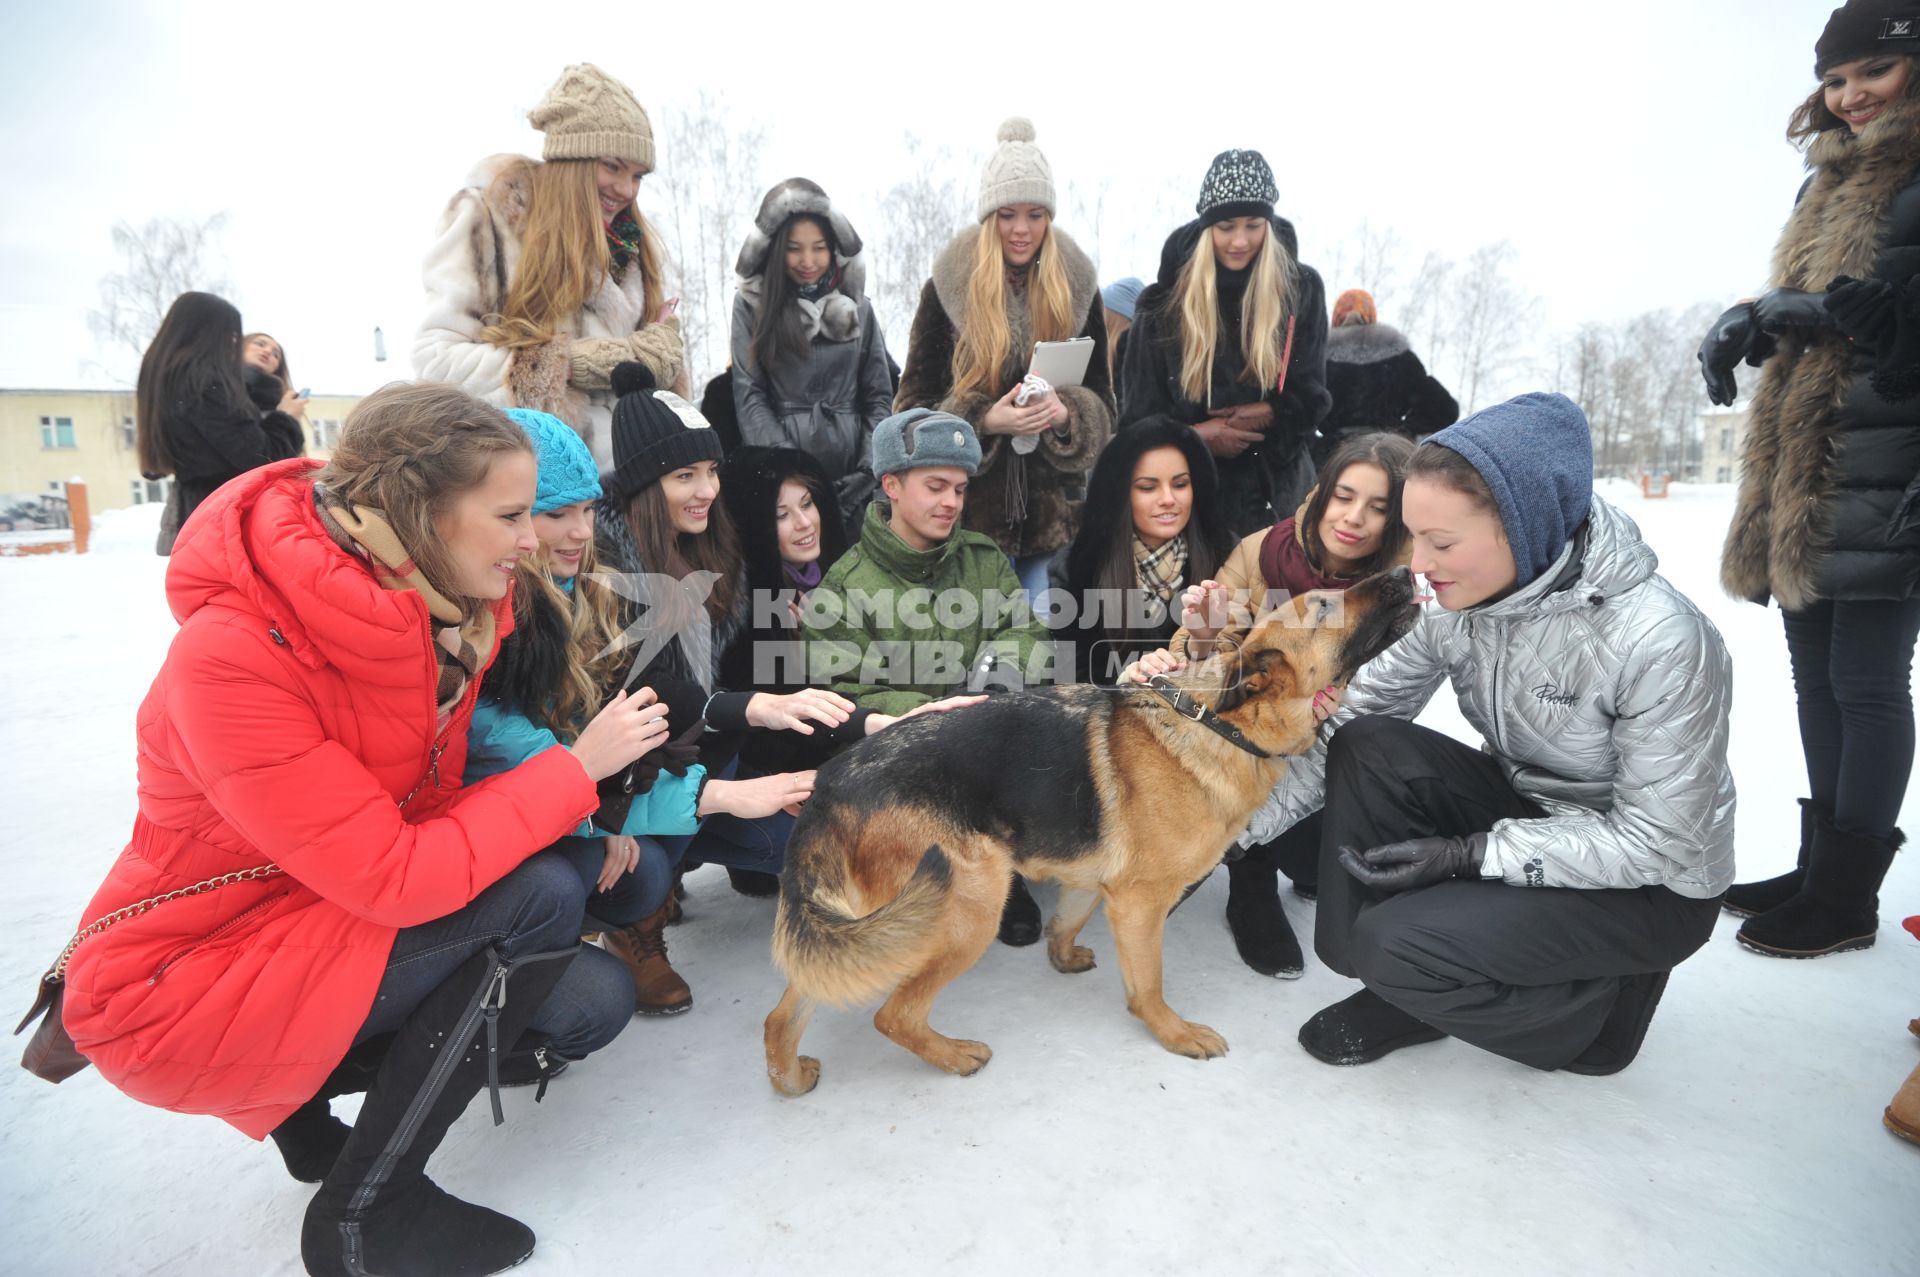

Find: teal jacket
<box><xmin>800</xmin><ymin>501</ymin><xmax>1055</xmax><ymax>714</ymax></box>
<box><xmin>464</xmin><ymin>579</ymin><xmax>703</xmax><ymax>839</ymax></box>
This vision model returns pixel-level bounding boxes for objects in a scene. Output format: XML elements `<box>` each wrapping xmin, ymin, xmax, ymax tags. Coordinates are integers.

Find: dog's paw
<box><xmin>769</xmin><ymin>1055</ymin><xmax>822</xmax><ymax>1096</ymax></box>
<box><xmin>931</xmin><ymin>1038</ymin><xmax>994</xmax><ymax>1076</ymax></box>
<box><xmin>1048</xmin><ymin>943</ymin><xmax>1096</xmax><ymax>974</ymax></box>
<box><xmin>1158</xmin><ymin>1020</ymin><xmax>1229</xmax><ymax>1060</ymax></box>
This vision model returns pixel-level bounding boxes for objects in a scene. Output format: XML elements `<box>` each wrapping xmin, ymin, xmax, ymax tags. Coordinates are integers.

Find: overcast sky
<box><xmin>1</xmin><ymin>0</ymin><xmax>1822</xmax><ymax>395</ymax></box>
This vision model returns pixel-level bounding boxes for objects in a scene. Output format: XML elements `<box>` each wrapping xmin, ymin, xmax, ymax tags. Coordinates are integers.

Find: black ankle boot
<box><xmin>997</xmin><ymin>876</ymin><xmax>1041</xmax><ymax>947</ymax></box>
<box><xmin>300</xmin><ymin>944</ymin><xmax>578</xmax><ymax>1277</ymax></box>
<box><xmin>1298</xmin><ymin>988</ymin><xmax>1446</xmax><ymax>1066</ymax></box>
<box><xmin>1224</xmin><ymin>859</ymin><xmax>1304</xmax><ymax>978</ymax></box>
<box><xmin>727</xmin><ymin>867</ymin><xmax>780</xmax><ymax>898</ymax></box>
<box><xmin>1738</xmin><ymin>817</ymin><xmax>1902</xmax><ymax>958</ymax></box>
<box><xmin>1562</xmin><ymin>971</ymin><xmax>1670</xmax><ymax>1075</ymax></box>
<box><xmin>1723</xmin><ymin>798</ymin><xmax>1825</xmax><ymax>919</ymax></box>
<box><xmin>269</xmin><ymin>1035</ymin><xmax>393</xmax><ymax>1183</ymax></box>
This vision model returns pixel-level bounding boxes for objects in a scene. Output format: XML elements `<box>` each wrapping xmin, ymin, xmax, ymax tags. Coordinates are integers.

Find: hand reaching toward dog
<box><xmin>1311</xmin><ymin>685</ymin><xmax>1344</xmax><ymax>724</ymax></box>
<box><xmin>568</xmin><ymin>688</ymin><xmax>672</xmax><ymax>781</ymax></box>
<box><xmin>749</xmin><ymin>687</ymin><xmax>856</xmax><ymax>735</ymax></box>
<box><xmin>1338</xmin><ymin>833</ymin><xmax>1488</xmax><ymax>893</ymax></box>
<box><xmin>702</xmin><ymin>771</ymin><xmax>816</xmax><ymax>819</ymax></box>
<box><xmin>865</xmin><ymin>694</ymin><xmax>990</xmax><ymax>734</ymax></box>
<box><xmin>1123</xmin><ymin>649</ymin><xmax>1187</xmax><ymax>684</ymax></box>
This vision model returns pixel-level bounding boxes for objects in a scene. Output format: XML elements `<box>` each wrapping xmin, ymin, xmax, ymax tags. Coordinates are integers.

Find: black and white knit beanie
<box><xmin>1195</xmin><ymin>149</ymin><xmax>1277</xmax><ymax>223</ymax></box>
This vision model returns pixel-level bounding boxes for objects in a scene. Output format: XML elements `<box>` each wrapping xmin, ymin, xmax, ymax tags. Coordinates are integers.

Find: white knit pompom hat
<box><xmin>976</xmin><ymin>117</ymin><xmax>1055</xmax><ymax>221</ymax></box>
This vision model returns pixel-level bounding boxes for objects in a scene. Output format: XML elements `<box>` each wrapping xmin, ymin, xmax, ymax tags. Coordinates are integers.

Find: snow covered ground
<box><xmin>2</xmin><ymin>486</ymin><xmax>1915</xmax><ymax>1276</ymax></box>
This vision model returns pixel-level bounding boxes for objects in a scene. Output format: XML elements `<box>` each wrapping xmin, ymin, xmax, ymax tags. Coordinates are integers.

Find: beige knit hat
<box><xmin>976</xmin><ymin>117</ymin><xmax>1055</xmax><ymax>221</ymax></box>
<box><xmin>528</xmin><ymin>63</ymin><xmax>655</xmax><ymax>170</ymax></box>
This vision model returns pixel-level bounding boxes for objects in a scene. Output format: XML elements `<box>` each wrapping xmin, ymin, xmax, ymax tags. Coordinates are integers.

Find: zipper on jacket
<box><xmin>147</xmin><ymin>888</ymin><xmax>289</xmax><ymax>985</ymax></box>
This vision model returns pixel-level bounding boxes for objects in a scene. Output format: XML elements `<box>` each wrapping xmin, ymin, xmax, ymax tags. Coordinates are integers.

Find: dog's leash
<box><xmin>1144</xmin><ymin>675</ymin><xmax>1275</xmax><ymax>759</ymax></box>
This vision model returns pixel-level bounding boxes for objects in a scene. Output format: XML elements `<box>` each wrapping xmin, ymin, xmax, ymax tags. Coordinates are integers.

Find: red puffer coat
<box><xmin>61</xmin><ymin>460</ymin><xmax>597</xmax><ymax>1139</ymax></box>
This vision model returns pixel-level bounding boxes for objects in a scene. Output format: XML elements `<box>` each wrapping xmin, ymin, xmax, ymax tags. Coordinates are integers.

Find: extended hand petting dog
<box><xmin>763</xmin><ymin>566</ymin><xmax>1423</xmax><ymax>1096</ymax></box>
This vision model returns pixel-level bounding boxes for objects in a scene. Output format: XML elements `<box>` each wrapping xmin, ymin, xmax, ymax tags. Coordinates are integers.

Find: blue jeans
<box><xmin>552</xmin><ymin>835</ymin><xmax>675</xmax><ymax>929</ymax></box>
<box><xmin>1012</xmin><ymin>551</ymin><xmax>1053</xmax><ymax>600</ymax></box>
<box><xmin>354</xmin><ymin>852</ymin><xmax>634</xmax><ymax>1058</ymax></box>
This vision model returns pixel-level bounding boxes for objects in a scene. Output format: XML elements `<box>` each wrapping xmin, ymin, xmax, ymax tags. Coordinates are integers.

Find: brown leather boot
<box><xmin>1888</xmin><ymin>1060</ymin><xmax>1920</xmax><ymax>1146</ymax></box>
<box><xmin>605</xmin><ymin>904</ymin><xmax>692</xmax><ymax>1016</ymax></box>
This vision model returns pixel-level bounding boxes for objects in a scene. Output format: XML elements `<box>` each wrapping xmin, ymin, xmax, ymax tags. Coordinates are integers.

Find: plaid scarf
<box><xmin>1133</xmin><ymin>533</ymin><xmax>1189</xmax><ymax>605</ymax></box>
<box><xmin>606</xmin><ymin>211</ymin><xmax>644</xmax><ymax>282</ymax></box>
<box><xmin>315</xmin><ymin>488</ymin><xmax>496</xmax><ymax>721</ymax></box>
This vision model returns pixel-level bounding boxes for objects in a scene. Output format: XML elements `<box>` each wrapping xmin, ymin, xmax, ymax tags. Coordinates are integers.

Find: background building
<box><xmin>1698</xmin><ymin>405</ymin><xmax>1749</xmax><ymax>486</ymax></box>
<box><xmin>0</xmin><ymin>388</ymin><xmax>355</xmax><ymax>517</ymax></box>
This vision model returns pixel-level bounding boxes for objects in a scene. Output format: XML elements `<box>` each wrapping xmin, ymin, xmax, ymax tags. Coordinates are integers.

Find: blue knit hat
<box><xmin>507</xmin><ymin>407</ymin><xmax>602</xmax><ymax>514</ymax></box>
<box><xmin>871</xmin><ymin>408</ymin><xmax>981</xmax><ymax>479</ymax></box>
<box><xmin>1102</xmin><ymin>277</ymin><xmax>1145</xmax><ymax>321</ymax></box>
<box><xmin>1426</xmin><ymin>392</ymin><xmax>1594</xmax><ymax>589</ymax></box>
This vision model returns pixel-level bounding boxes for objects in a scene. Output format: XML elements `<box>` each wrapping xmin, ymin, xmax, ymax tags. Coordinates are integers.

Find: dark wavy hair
<box><xmin>135</xmin><ymin>291</ymin><xmax>248</xmax><ymax>476</ymax></box>
<box><xmin>749</xmin><ymin>214</ymin><xmax>839</xmax><ymax>376</ymax></box>
<box><xmin>1065</xmin><ymin>415</ymin><xmax>1232</xmax><ymax>624</ymax></box>
<box><xmin>1788</xmin><ymin>53</ymin><xmax>1920</xmax><ymax>143</ymax></box>
<box><xmin>1296</xmin><ymin>432</ymin><xmax>1416</xmax><ymax>579</ymax></box>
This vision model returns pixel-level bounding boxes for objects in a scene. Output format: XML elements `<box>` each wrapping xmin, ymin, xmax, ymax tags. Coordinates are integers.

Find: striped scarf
<box><xmin>315</xmin><ymin>488</ymin><xmax>496</xmax><ymax>720</ymax></box>
<box><xmin>1133</xmin><ymin>533</ymin><xmax>1189</xmax><ymax>605</ymax></box>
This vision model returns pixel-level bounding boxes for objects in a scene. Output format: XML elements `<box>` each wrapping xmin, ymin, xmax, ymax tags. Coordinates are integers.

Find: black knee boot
<box><xmin>1722</xmin><ymin>798</ymin><xmax>1825</xmax><ymax>919</ymax></box>
<box><xmin>1224</xmin><ymin>857</ymin><xmax>1304</xmax><ymax>978</ymax></box>
<box><xmin>270</xmin><ymin>1035</ymin><xmax>393</xmax><ymax>1183</ymax></box>
<box><xmin>1738</xmin><ymin>815</ymin><xmax>1902</xmax><ymax>958</ymax></box>
<box><xmin>300</xmin><ymin>943</ymin><xmax>578</xmax><ymax>1277</ymax></box>
<box><xmin>997</xmin><ymin>875</ymin><xmax>1041</xmax><ymax>947</ymax></box>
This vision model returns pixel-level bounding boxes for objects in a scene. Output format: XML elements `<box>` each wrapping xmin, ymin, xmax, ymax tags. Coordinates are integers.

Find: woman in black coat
<box><xmin>1120</xmin><ymin>149</ymin><xmax>1330</xmax><ymax>538</ymax></box>
<box><xmin>1048</xmin><ymin>417</ymin><xmax>1232</xmax><ymax>685</ymax></box>
<box><xmin>1316</xmin><ymin>288</ymin><xmax>1458</xmax><ymax>461</ymax></box>
<box><xmin>137</xmin><ymin>292</ymin><xmax>304</xmax><ymax>552</ymax></box>
<box><xmin>1704</xmin><ymin>0</ymin><xmax>1920</xmax><ymax>959</ymax></box>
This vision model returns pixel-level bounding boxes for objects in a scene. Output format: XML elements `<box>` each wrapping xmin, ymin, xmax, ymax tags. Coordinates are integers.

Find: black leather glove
<box><xmin>1823</xmin><ymin>274</ymin><xmax>1899</xmax><ymax>357</ymax></box>
<box><xmin>1698</xmin><ymin>304</ymin><xmax>1759</xmax><ymax>407</ymax></box>
<box><xmin>1338</xmin><ymin>833</ymin><xmax>1488</xmax><ymax>894</ymax></box>
<box><xmin>1751</xmin><ymin>287</ymin><xmax>1840</xmax><ymax>335</ymax></box>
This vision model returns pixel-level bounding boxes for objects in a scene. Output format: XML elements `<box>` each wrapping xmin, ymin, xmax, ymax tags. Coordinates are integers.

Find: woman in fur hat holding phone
<box><xmin>1121</xmin><ymin>150</ymin><xmax>1332</xmax><ymax>539</ymax></box>
<box><xmin>730</xmin><ymin>178</ymin><xmax>896</xmax><ymax>540</ymax></box>
<box><xmin>894</xmin><ymin>117</ymin><xmax>1117</xmax><ymax>598</ymax></box>
<box><xmin>417</xmin><ymin>63</ymin><xmax>687</xmax><ymax>470</ymax></box>
<box><xmin>1701</xmin><ymin>0</ymin><xmax>1920</xmax><ymax>960</ymax></box>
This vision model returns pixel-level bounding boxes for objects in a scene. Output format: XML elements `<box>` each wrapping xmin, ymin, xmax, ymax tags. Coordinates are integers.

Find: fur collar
<box><xmin>465</xmin><ymin>153</ymin><xmax>537</xmax><ymax>233</ymax></box>
<box><xmin>1326</xmin><ymin>321</ymin><xmax>1411</xmax><ymax>366</ymax></box>
<box><xmin>737</xmin><ymin>254</ymin><xmax>869</xmax><ymax>344</ymax></box>
<box><xmin>1774</xmin><ymin>94</ymin><xmax>1920</xmax><ymax>289</ymax></box>
<box><xmin>929</xmin><ymin>224</ymin><xmax>1098</xmax><ymax>330</ymax></box>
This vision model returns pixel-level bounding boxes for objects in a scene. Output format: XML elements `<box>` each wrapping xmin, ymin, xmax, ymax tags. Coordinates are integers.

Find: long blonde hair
<box><xmin>949</xmin><ymin>216</ymin><xmax>1077</xmax><ymax>404</ymax></box>
<box><xmin>1173</xmin><ymin>225</ymin><xmax>1296</xmax><ymax>405</ymax></box>
<box><xmin>479</xmin><ymin>157</ymin><xmax>664</xmax><ymax>349</ymax></box>
<box><xmin>515</xmin><ymin>536</ymin><xmax>627</xmax><ymax>735</ymax></box>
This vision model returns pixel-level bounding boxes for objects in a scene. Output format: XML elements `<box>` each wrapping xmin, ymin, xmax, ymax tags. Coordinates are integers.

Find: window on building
<box><xmin>121</xmin><ymin>416</ymin><xmax>136</xmax><ymax>449</ymax></box>
<box><xmin>313</xmin><ymin>418</ymin><xmax>341</xmax><ymax>450</ymax></box>
<box><xmin>1715</xmin><ymin>466</ymin><xmax>1732</xmax><ymax>484</ymax></box>
<box><xmin>147</xmin><ymin>478</ymin><xmax>169</xmax><ymax>503</ymax></box>
<box><xmin>40</xmin><ymin>416</ymin><xmax>76</xmax><ymax>449</ymax></box>
<box><xmin>1718</xmin><ymin>427</ymin><xmax>1732</xmax><ymax>452</ymax></box>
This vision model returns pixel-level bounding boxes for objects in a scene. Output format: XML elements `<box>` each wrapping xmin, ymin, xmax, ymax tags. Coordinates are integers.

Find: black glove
<box><xmin>593</xmin><ymin>719</ymin><xmax>704</xmax><ymax>831</ymax></box>
<box><xmin>1338</xmin><ymin>833</ymin><xmax>1488</xmax><ymax>894</ymax></box>
<box><xmin>1751</xmin><ymin>287</ymin><xmax>1840</xmax><ymax>335</ymax></box>
<box><xmin>1698</xmin><ymin>304</ymin><xmax>1759</xmax><ymax>407</ymax></box>
<box><xmin>1823</xmin><ymin>274</ymin><xmax>1899</xmax><ymax>357</ymax></box>
<box><xmin>1871</xmin><ymin>275</ymin><xmax>1920</xmax><ymax>402</ymax></box>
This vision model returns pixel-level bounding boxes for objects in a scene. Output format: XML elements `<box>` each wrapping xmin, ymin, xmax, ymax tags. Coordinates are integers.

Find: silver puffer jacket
<box><xmin>1245</xmin><ymin>498</ymin><xmax>1736</xmax><ymax>898</ymax></box>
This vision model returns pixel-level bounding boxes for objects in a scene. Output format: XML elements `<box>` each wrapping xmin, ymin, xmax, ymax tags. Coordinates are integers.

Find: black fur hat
<box><xmin>719</xmin><ymin>445</ymin><xmax>849</xmax><ymax>593</ymax></box>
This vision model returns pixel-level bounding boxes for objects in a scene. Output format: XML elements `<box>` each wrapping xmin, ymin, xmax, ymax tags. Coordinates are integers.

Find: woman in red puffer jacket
<box><xmin>59</xmin><ymin>382</ymin><xmax>667</xmax><ymax>1277</ymax></box>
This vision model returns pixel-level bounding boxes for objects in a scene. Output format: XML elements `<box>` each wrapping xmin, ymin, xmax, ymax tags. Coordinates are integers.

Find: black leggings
<box><xmin>1782</xmin><ymin>597</ymin><xmax>1920</xmax><ymax>836</ymax></box>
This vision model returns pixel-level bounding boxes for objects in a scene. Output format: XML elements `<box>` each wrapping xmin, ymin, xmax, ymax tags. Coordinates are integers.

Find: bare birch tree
<box><xmin>88</xmin><ymin>214</ymin><xmax>233</xmax><ymax>362</ymax></box>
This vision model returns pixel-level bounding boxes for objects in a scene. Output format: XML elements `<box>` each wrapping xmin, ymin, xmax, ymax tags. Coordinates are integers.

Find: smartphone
<box><xmin>297</xmin><ymin>388</ymin><xmax>311</xmax><ymax>399</ymax></box>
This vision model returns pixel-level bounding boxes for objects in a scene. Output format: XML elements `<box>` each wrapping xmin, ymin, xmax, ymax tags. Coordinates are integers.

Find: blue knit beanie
<box><xmin>1102</xmin><ymin>277</ymin><xmax>1145</xmax><ymax>321</ymax></box>
<box><xmin>507</xmin><ymin>407</ymin><xmax>602</xmax><ymax>514</ymax></box>
<box><xmin>1426</xmin><ymin>392</ymin><xmax>1593</xmax><ymax>588</ymax></box>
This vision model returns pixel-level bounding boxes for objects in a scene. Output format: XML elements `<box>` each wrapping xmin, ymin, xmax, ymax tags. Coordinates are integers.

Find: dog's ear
<box><xmin>1216</xmin><ymin>647</ymin><xmax>1287</xmax><ymax>713</ymax></box>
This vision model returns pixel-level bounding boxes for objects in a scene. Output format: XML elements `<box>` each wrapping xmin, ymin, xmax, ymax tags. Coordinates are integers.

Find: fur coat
<box><xmin>893</xmin><ymin>226</ymin><xmax>1115</xmax><ymax>558</ymax></box>
<box><xmin>1722</xmin><ymin>97</ymin><xmax>1920</xmax><ymax>608</ymax></box>
<box><xmin>1318</xmin><ymin>321</ymin><xmax>1458</xmax><ymax>461</ymax></box>
<box><xmin>414</xmin><ymin>154</ymin><xmax>687</xmax><ymax>472</ymax></box>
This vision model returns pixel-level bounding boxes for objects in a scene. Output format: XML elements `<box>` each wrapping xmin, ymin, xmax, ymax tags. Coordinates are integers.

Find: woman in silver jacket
<box><xmin>1240</xmin><ymin>391</ymin><xmax>1736</xmax><ymax>1074</ymax></box>
<box><xmin>730</xmin><ymin>178</ymin><xmax>895</xmax><ymax>541</ymax></box>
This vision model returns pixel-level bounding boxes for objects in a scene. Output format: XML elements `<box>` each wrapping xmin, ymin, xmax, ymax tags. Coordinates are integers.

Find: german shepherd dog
<box><xmin>763</xmin><ymin>566</ymin><xmax>1422</xmax><ymax>1096</ymax></box>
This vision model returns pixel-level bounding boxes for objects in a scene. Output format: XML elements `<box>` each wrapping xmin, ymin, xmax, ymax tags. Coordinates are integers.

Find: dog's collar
<box><xmin>1145</xmin><ymin>675</ymin><xmax>1275</xmax><ymax>759</ymax></box>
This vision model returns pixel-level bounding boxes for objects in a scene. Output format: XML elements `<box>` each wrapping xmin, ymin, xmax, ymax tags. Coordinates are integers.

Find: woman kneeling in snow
<box><xmin>1232</xmin><ymin>393</ymin><xmax>1733</xmax><ymax>1072</ymax></box>
<box><xmin>58</xmin><ymin>383</ymin><xmax>669</xmax><ymax>1276</ymax></box>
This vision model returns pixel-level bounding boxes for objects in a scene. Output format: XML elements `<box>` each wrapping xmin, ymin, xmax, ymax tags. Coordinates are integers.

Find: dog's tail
<box><xmin>772</xmin><ymin>843</ymin><xmax>953</xmax><ymax>1008</ymax></box>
